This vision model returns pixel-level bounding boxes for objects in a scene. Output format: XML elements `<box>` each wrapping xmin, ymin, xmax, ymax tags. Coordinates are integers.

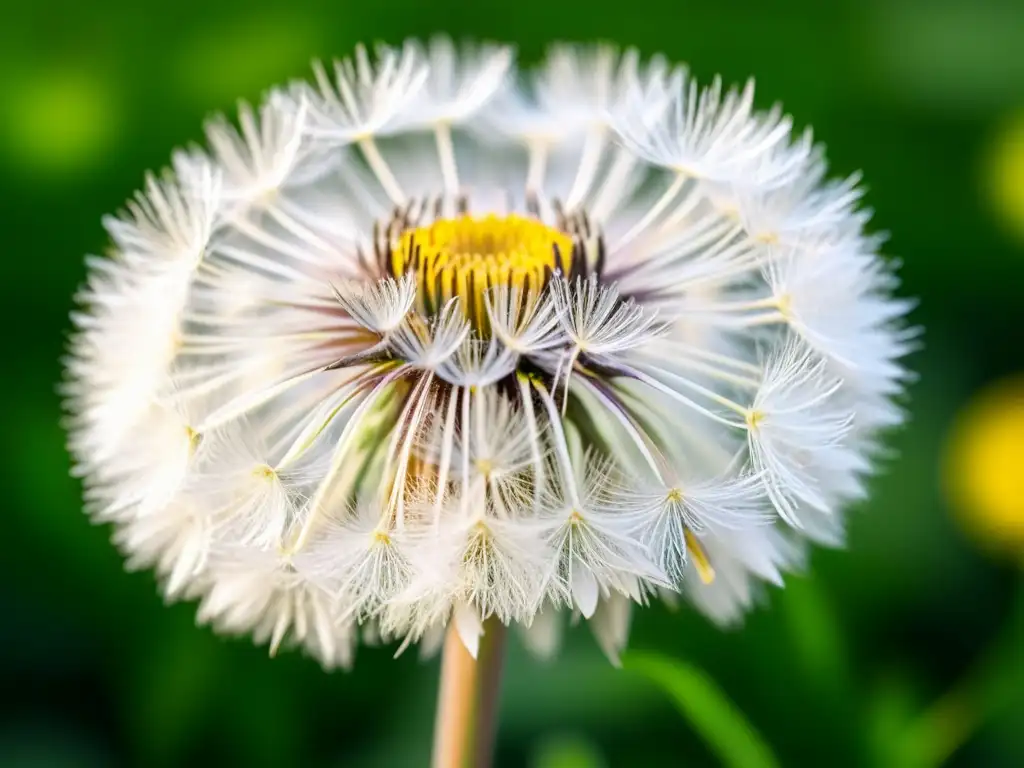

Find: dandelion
<box><xmin>63</xmin><ymin>38</ymin><xmax>914</xmax><ymax>767</ymax></box>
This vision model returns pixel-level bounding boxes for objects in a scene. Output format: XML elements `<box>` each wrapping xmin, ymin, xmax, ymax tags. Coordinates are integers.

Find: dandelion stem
<box><xmin>431</xmin><ymin>619</ymin><xmax>507</xmax><ymax>768</ymax></box>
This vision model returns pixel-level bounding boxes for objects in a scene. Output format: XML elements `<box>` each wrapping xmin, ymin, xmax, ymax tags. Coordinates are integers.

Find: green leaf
<box><xmin>623</xmin><ymin>651</ymin><xmax>780</xmax><ymax>768</ymax></box>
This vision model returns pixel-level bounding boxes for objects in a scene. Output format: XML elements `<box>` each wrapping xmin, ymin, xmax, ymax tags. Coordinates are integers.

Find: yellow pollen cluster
<box><xmin>252</xmin><ymin>464</ymin><xmax>277</xmax><ymax>481</ymax></box>
<box><xmin>391</xmin><ymin>215</ymin><xmax>573</xmax><ymax>331</ymax></box>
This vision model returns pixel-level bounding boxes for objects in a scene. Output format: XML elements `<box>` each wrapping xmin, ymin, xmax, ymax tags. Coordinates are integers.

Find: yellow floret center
<box><xmin>391</xmin><ymin>214</ymin><xmax>572</xmax><ymax>331</ymax></box>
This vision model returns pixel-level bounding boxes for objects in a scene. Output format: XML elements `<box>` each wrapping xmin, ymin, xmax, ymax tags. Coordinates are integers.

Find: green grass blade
<box><xmin>624</xmin><ymin>651</ymin><xmax>780</xmax><ymax>768</ymax></box>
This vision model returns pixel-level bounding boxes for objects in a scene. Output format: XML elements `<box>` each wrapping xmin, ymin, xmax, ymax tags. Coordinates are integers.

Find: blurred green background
<box><xmin>3</xmin><ymin>0</ymin><xmax>1023</xmax><ymax>765</ymax></box>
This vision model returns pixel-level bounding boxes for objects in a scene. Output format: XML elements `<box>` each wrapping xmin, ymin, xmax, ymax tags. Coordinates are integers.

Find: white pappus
<box><xmin>63</xmin><ymin>38</ymin><xmax>914</xmax><ymax>670</ymax></box>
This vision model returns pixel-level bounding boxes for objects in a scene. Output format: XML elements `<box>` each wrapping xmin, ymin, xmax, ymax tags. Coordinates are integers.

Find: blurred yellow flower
<box><xmin>984</xmin><ymin>113</ymin><xmax>1024</xmax><ymax>242</ymax></box>
<box><xmin>944</xmin><ymin>375</ymin><xmax>1024</xmax><ymax>561</ymax></box>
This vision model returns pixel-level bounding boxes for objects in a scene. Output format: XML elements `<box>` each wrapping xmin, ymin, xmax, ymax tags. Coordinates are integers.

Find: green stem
<box><xmin>431</xmin><ymin>619</ymin><xmax>507</xmax><ymax>768</ymax></box>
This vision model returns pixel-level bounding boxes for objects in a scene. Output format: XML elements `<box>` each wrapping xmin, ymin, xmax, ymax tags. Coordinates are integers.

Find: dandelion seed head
<box><xmin>64</xmin><ymin>38</ymin><xmax>914</xmax><ymax>669</ymax></box>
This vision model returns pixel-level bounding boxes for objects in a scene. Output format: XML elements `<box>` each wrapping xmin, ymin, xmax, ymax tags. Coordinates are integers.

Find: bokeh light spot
<box><xmin>174</xmin><ymin>15</ymin><xmax>321</xmax><ymax>106</ymax></box>
<box><xmin>532</xmin><ymin>734</ymin><xmax>606</xmax><ymax>768</ymax></box>
<box><xmin>944</xmin><ymin>375</ymin><xmax>1024</xmax><ymax>560</ymax></box>
<box><xmin>984</xmin><ymin>113</ymin><xmax>1024</xmax><ymax>242</ymax></box>
<box><xmin>866</xmin><ymin>1</ymin><xmax>1024</xmax><ymax>111</ymax></box>
<box><xmin>2</xmin><ymin>69</ymin><xmax>119</xmax><ymax>175</ymax></box>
